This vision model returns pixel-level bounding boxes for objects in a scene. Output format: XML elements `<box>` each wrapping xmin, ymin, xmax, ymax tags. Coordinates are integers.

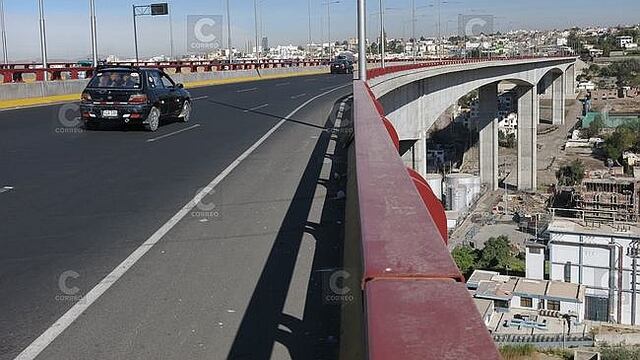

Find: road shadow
<box><xmin>226</xmin><ymin>96</ymin><xmax>352</xmax><ymax>359</ymax></box>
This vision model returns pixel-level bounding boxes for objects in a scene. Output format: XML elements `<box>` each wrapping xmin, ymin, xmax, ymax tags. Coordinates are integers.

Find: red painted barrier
<box><xmin>0</xmin><ymin>59</ymin><xmax>330</xmax><ymax>83</ymax></box>
<box><xmin>353</xmin><ymin>78</ymin><xmax>502</xmax><ymax>358</ymax></box>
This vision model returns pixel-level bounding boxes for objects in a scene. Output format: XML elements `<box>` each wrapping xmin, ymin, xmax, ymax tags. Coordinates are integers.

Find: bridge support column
<box><xmin>552</xmin><ymin>72</ymin><xmax>565</xmax><ymax>125</ymax></box>
<box><xmin>517</xmin><ymin>85</ymin><xmax>538</xmax><ymax>192</ymax></box>
<box><xmin>565</xmin><ymin>64</ymin><xmax>576</xmax><ymax>99</ymax></box>
<box><xmin>478</xmin><ymin>83</ymin><xmax>499</xmax><ymax>191</ymax></box>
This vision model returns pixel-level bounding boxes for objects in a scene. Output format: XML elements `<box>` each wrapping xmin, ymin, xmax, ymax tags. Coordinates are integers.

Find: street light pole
<box><xmin>307</xmin><ymin>0</ymin><xmax>312</xmax><ymax>57</ymax></box>
<box><xmin>0</xmin><ymin>0</ymin><xmax>8</xmax><ymax>64</ymax></box>
<box><xmin>168</xmin><ymin>3</ymin><xmax>174</xmax><ymax>60</ymax></box>
<box><xmin>327</xmin><ymin>2</ymin><xmax>331</xmax><ymax>58</ymax></box>
<box><xmin>253</xmin><ymin>0</ymin><xmax>259</xmax><ymax>61</ymax></box>
<box><xmin>132</xmin><ymin>5</ymin><xmax>139</xmax><ymax>63</ymax></box>
<box><xmin>411</xmin><ymin>0</ymin><xmax>416</xmax><ymax>63</ymax></box>
<box><xmin>379</xmin><ymin>0</ymin><xmax>385</xmax><ymax>68</ymax></box>
<box><xmin>38</xmin><ymin>0</ymin><xmax>48</xmax><ymax>80</ymax></box>
<box><xmin>226</xmin><ymin>0</ymin><xmax>232</xmax><ymax>63</ymax></box>
<box><xmin>357</xmin><ymin>0</ymin><xmax>366</xmax><ymax>81</ymax></box>
<box><xmin>89</xmin><ymin>0</ymin><xmax>98</xmax><ymax>67</ymax></box>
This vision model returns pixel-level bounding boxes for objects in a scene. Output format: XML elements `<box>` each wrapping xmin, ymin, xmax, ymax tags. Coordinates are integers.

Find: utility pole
<box><xmin>357</xmin><ymin>0</ymin><xmax>366</xmax><ymax>81</ymax></box>
<box><xmin>89</xmin><ymin>0</ymin><xmax>98</xmax><ymax>67</ymax></box>
<box><xmin>379</xmin><ymin>0</ymin><xmax>385</xmax><ymax>68</ymax></box>
<box><xmin>0</xmin><ymin>0</ymin><xmax>8</xmax><ymax>64</ymax></box>
<box><xmin>38</xmin><ymin>0</ymin><xmax>48</xmax><ymax>80</ymax></box>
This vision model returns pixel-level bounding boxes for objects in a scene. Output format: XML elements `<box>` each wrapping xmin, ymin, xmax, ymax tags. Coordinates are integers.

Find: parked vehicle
<box><xmin>80</xmin><ymin>66</ymin><xmax>192</xmax><ymax>131</ymax></box>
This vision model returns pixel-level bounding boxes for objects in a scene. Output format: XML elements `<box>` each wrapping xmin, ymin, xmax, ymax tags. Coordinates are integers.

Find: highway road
<box><xmin>0</xmin><ymin>73</ymin><xmax>353</xmax><ymax>359</ymax></box>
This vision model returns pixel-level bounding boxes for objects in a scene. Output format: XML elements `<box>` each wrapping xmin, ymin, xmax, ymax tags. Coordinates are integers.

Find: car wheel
<box><xmin>144</xmin><ymin>106</ymin><xmax>161</xmax><ymax>132</ymax></box>
<box><xmin>179</xmin><ymin>101</ymin><xmax>192</xmax><ymax>123</ymax></box>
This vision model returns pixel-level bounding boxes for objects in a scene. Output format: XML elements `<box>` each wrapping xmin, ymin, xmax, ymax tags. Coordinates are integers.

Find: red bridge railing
<box><xmin>349</xmin><ymin>77</ymin><xmax>502</xmax><ymax>358</ymax></box>
<box><xmin>0</xmin><ymin>59</ymin><xmax>330</xmax><ymax>84</ymax></box>
<box><xmin>366</xmin><ymin>55</ymin><xmax>570</xmax><ymax>80</ymax></box>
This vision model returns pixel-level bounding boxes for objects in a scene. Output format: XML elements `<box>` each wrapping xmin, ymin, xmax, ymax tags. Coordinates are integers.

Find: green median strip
<box><xmin>0</xmin><ymin>68</ymin><xmax>330</xmax><ymax>111</ymax></box>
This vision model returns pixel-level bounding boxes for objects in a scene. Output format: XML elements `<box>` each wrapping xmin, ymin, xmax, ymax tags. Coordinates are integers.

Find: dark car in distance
<box><xmin>330</xmin><ymin>59</ymin><xmax>354</xmax><ymax>74</ymax></box>
<box><xmin>80</xmin><ymin>66</ymin><xmax>192</xmax><ymax>131</ymax></box>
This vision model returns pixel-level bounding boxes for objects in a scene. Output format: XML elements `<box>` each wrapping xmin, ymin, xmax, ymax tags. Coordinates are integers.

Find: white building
<box><xmin>528</xmin><ymin>218</ymin><xmax>640</xmax><ymax>325</ymax></box>
<box><xmin>467</xmin><ymin>270</ymin><xmax>585</xmax><ymax>323</ymax></box>
<box><xmin>578</xmin><ymin>81</ymin><xmax>596</xmax><ymax>91</ymax></box>
<box><xmin>617</xmin><ymin>35</ymin><xmax>635</xmax><ymax>49</ymax></box>
<box><xmin>498</xmin><ymin>113</ymin><xmax>518</xmax><ymax>137</ymax></box>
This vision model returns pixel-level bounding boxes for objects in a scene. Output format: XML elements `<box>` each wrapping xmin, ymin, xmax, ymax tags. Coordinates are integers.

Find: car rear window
<box><xmin>88</xmin><ymin>71</ymin><xmax>142</xmax><ymax>89</ymax></box>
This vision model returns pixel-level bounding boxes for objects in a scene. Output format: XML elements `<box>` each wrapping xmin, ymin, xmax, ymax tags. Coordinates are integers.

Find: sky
<box><xmin>1</xmin><ymin>0</ymin><xmax>639</xmax><ymax>61</ymax></box>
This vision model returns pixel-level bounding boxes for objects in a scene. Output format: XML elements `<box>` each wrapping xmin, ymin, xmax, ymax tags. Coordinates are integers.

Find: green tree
<box><xmin>452</xmin><ymin>245</ymin><xmax>478</xmax><ymax>274</ymax></box>
<box><xmin>477</xmin><ymin>235</ymin><xmax>513</xmax><ymax>270</ymax></box>
<box><xmin>604</xmin><ymin>126</ymin><xmax>637</xmax><ymax>161</ymax></box>
<box><xmin>556</xmin><ymin>160</ymin><xmax>586</xmax><ymax>186</ymax></box>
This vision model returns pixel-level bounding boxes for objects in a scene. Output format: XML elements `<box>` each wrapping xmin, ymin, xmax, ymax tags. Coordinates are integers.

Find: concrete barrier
<box><xmin>0</xmin><ymin>66</ymin><xmax>328</xmax><ymax>102</ymax></box>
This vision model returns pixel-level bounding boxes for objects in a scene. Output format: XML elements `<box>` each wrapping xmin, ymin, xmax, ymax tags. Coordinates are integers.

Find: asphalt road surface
<box><xmin>0</xmin><ymin>73</ymin><xmax>353</xmax><ymax>360</ymax></box>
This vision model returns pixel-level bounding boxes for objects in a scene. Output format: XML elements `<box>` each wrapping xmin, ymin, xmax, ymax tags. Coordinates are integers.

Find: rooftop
<box><xmin>547</xmin><ymin>217</ymin><xmax>640</xmax><ymax>238</ymax></box>
<box><xmin>468</xmin><ymin>270</ymin><xmax>585</xmax><ymax>303</ymax></box>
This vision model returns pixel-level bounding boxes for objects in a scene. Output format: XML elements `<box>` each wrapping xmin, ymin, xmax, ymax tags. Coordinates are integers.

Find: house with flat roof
<box><xmin>467</xmin><ymin>270</ymin><xmax>585</xmax><ymax>323</ymax></box>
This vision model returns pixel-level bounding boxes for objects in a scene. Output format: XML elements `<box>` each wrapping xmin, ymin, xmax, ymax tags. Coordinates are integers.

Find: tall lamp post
<box><xmin>38</xmin><ymin>0</ymin><xmax>48</xmax><ymax>79</ymax></box>
<box><xmin>226</xmin><ymin>0</ymin><xmax>232</xmax><ymax>62</ymax></box>
<box><xmin>253</xmin><ymin>0</ymin><xmax>259</xmax><ymax>61</ymax></box>
<box><xmin>307</xmin><ymin>0</ymin><xmax>312</xmax><ymax>57</ymax></box>
<box><xmin>378</xmin><ymin>0</ymin><xmax>385</xmax><ymax>68</ymax></box>
<box><xmin>0</xmin><ymin>0</ymin><xmax>8</xmax><ymax>64</ymax></box>
<box><xmin>89</xmin><ymin>0</ymin><xmax>98</xmax><ymax>67</ymax></box>
<box><xmin>323</xmin><ymin>0</ymin><xmax>340</xmax><ymax>59</ymax></box>
<box><xmin>357</xmin><ymin>0</ymin><xmax>366</xmax><ymax>81</ymax></box>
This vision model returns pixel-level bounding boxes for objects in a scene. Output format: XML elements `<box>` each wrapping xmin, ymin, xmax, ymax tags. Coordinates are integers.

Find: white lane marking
<box><xmin>320</xmin><ymin>85</ymin><xmax>338</xmax><ymax>91</ymax></box>
<box><xmin>243</xmin><ymin>103</ymin><xmax>269</xmax><ymax>113</ymax></box>
<box><xmin>192</xmin><ymin>96</ymin><xmax>209</xmax><ymax>101</ymax></box>
<box><xmin>236</xmin><ymin>87</ymin><xmax>258</xmax><ymax>93</ymax></box>
<box><xmin>146</xmin><ymin>124</ymin><xmax>202</xmax><ymax>143</ymax></box>
<box><xmin>0</xmin><ymin>186</ymin><xmax>14</xmax><ymax>194</ymax></box>
<box><xmin>290</xmin><ymin>93</ymin><xmax>307</xmax><ymax>99</ymax></box>
<box><xmin>13</xmin><ymin>82</ymin><xmax>352</xmax><ymax>360</ymax></box>
<box><xmin>275</xmin><ymin>82</ymin><xmax>290</xmax><ymax>87</ymax></box>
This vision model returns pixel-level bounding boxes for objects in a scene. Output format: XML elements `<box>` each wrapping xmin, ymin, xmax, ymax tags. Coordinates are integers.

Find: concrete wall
<box><xmin>0</xmin><ymin>65</ymin><xmax>328</xmax><ymax>101</ymax></box>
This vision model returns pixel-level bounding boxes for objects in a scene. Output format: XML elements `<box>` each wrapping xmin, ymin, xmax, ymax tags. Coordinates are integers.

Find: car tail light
<box><xmin>81</xmin><ymin>92</ymin><xmax>92</xmax><ymax>103</ymax></box>
<box><xmin>128</xmin><ymin>94</ymin><xmax>148</xmax><ymax>104</ymax></box>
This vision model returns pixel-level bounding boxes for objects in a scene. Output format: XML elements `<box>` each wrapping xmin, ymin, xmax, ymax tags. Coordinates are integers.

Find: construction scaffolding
<box><xmin>573</xmin><ymin>178</ymin><xmax>640</xmax><ymax>224</ymax></box>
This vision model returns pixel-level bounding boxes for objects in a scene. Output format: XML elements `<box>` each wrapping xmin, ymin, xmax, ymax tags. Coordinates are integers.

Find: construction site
<box><xmin>570</xmin><ymin>176</ymin><xmax>640</xmax><ymax>224</ymax></box>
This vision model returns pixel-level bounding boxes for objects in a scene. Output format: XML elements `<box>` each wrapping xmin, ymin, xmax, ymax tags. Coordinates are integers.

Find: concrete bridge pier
<box><xmin>565</xmin><ymin>64</ymin><xmax>576</xmax><ymax>99</ymax></box>
<box><xmin>517</xmin><ymin>85</ymin><xmax>539</xmax><ymax>192</ymax></box>
<box><xmin>478</xmin><ymin>83</ymin><xmax>499</xmax><ymax>191</ymax></box>
<box><xmin>551</xmin><ymin>72</ymin><xmax>566</xmax><ymax>125</ymax></box>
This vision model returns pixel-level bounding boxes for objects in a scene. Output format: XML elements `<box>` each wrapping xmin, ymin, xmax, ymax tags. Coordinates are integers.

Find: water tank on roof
<box><xmin>424</xmin><ymin>173</ymin><xmax>443</xmax><ymax>201</ymax></box>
